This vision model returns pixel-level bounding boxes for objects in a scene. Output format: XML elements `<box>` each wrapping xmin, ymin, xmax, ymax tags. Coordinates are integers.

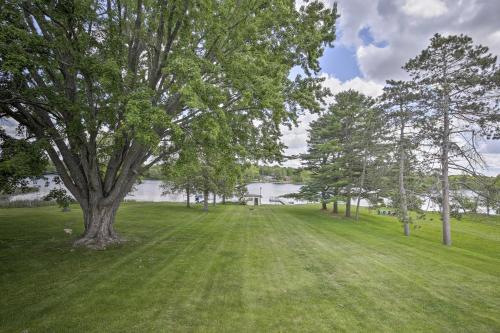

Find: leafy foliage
<box><xmin>0</xmin><ymin>0</ymin><xmax>338</xmax><ymax>244</ymax></box>
<box><xmin>296</xmin><ymin>90</ymin><xmax>386</xmax><ymax>214</ymax></box>
<box><xmin>0</xmin><ymin>129</ymin><xmax>47</xmax><ymax>194</ymax></box>
<box><xmin>44</xmin><ymin>188</ymin><xmax>73</xmax><ymax>211</ymax></box>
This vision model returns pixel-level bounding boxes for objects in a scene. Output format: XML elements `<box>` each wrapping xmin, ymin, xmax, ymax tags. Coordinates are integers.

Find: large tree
<box><xmin>405</xmin><ymin>34</ymin><xmax>499</xmax><ymax>245</ymax></box>
<box><xmin>0</xmin><ymin>1</ymin><xmax>337</xmax><ymax>248</ymax></box>
<box><xmin>298</xmin><ymin>114</ymin><xmax>338</xmax><ymax>210</ymax></box>
<box><xmin>326</xmin><ymin>90</ymin><xmax>377</xmax><ymax>218</ymax></box>
<box><xmin>352</xmin><ymin>100</ymin><xmax>385</xmax><ymax>221</ymax></box>
<box><xmin>297</xmin><ymin>90</ymin><xmax>380</xmax><ymax>217</ymax></box>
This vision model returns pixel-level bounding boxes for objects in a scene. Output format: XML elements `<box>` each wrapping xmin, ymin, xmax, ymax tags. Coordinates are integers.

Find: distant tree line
<box><xmin>242</xmin><ymin>165</ymin><xmax>311</xmax><ymax>184</ymax></box>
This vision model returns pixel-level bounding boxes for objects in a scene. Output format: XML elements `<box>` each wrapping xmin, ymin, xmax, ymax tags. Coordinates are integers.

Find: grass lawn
<box><xmin>1</xmin><ymin>203</ymin><xmax>499</xmax><ymax>332</ymax></box>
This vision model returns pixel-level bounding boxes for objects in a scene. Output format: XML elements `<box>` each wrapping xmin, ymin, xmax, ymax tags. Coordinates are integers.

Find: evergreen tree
<box><xmin>380</xmin><ymin>80</ymin><xmax>420</xmax><ymax>235</ymax></box>
<box><xmin>326</xmin><ymin>91</ymin><xmax>378</xmax><ymax>218</ymax></box>
<box><xmin>298</xmin><ymin>90</ymin><xmax>382</xmax><ymax>217</ymax></box>
<box><xmin>405</xmin><ymin>34</ymin><xmax>500</xmax><ymax>245</ymax></box>
<box><xmin>299</xmin><ymin>114</ymin><xmax>338</xmax><ymax>210</ymax></box>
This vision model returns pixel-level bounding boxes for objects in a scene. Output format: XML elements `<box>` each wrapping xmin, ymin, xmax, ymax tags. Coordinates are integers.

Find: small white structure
<box><xmin>244</xmin><ymin>194</ymin><xmax>262</xmax><ymax>206</ymax></box>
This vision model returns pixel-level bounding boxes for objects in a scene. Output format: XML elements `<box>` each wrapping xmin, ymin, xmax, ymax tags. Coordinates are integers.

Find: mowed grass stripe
<box><xmin>1</xmin><ymin>203</ymin><xmax>207</xmax><ymax>331</ymax></box>
<box><xmin>270</xmin><ymin>206</ymin><xmax>419</xmax><ymax>331</ymax></box>
<box><xmin>0</xmin><ymin>203</ymin><xmax>499</xmax><ymax>332</ymax></box>
<box><xmin>275</xmin><ymin>205</ymin><xmax>500</xmax><ymax>331</ymax></box>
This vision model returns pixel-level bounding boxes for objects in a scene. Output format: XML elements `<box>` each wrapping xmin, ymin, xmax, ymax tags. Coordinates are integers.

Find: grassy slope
<box><xmin>0</xmin><ymin>203</ymin><xmax>499</xmax><ymax>332</ymax></box>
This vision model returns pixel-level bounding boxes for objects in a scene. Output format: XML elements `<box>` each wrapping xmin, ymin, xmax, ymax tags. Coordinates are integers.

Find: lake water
<box><xmin>129</xmin><ymin>181</ymin><xmax>307</xmax><ymax>204</ymax></box>
<box><xmin>9</xmin><ymin>176</ymin><xmax>310</xmax><ymax>205</ymax></box>
<box><xmin>9</xmin><ymin>175</ymin><xmax>494</xmax><ymax>214</ymax></box>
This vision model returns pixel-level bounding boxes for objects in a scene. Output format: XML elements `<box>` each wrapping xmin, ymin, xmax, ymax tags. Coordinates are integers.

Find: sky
<box><xmin>282</xmin><ymin>0</ymin><xmax>500</xmax><ymax>175</ymax></box>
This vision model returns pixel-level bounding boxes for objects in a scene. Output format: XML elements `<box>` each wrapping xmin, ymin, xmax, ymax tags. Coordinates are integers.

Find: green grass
<box><xmin>1</xmin><ymin>203</ymin><xmax>499</xmax><ymax>332</ymax></box>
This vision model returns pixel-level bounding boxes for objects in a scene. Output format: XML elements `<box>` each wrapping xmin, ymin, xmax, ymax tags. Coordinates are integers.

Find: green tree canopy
<box><xmin>0</xmin><ymin>0</ymin><xmax>338</xmax><ymax>248</ymax></box>
<box><xmin>0</xmin><ymin>129</ymin><xmax>47</xmax><ymax>194</ymax></box>
<box><xmin>296</xmin><ymin>90</ymin><xmax>384</xmax><ymax>216</ymax></box>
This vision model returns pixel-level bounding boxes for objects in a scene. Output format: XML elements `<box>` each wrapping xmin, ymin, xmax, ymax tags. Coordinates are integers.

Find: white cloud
<box><xmin>320</xmin><ymin>73</ymin><xmax>384</xmax><ymax>99</ymax></box>
<box><xmin>479</xmin><ymin>137</ymin><xmax>500</xmax><ymax>154</ymax></box>
<box><xmin>484</xmin><ymin>30</ymin><xmax>500</xmax><ymax>56</ymax></box>
<box><xmin>281</xmin><ymin>111</ymin><xmax>317</xmax><ymax>161</ymax></box>
<box><xmin>330</xmin><ymin>0</ymin><xmax>500</xmax><ymax>82</ymax></box>
<box><xmin>303</xmin><ymin>0</ymin><xmax>499</xmax><ymax>78</ymax></box>
<box><xmin>357</xmin><ymin>45</ymin><xmax>406</xmax><ymax>83</ymax></box>
<box><xmin>402</xmin><ymin>0</ymin><xmax>448</xmax><ymax>18</ymax></box>
<box><xmin>283</xmin><ymin>0</ymin><xmax>500</xmax><ymax>173</ymax></box>
<box><xmin>482</xmin><ymin>152</ymin><xmax>500</xmax><ymax>176</ymax></box>
<box><xmin>0</xmin><ymin>118</ymin><xmax>19</xmax><ymax>137</ymax></box>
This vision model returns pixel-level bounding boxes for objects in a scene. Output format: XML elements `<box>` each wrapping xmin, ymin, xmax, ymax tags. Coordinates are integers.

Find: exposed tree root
<box><xmin>73</xmin><ymin>234</ymin><xmax>125</xmax><ymax>250</ymax></box>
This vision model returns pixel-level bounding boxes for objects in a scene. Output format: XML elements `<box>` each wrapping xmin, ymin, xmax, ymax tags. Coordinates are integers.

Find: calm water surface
<box><xmin>10</xmin><ymin>176</ymin><xmax>308</xmax><ymax>205</ymax></box>
<box><xmin>10</xmin><ymin>175</ymin><xmax>494</xmax><ymax>213</ymax></box>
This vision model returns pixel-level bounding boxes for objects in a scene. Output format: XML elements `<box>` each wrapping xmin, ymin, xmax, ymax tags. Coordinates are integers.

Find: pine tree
<box><xmin>326</xmin><ymin>91</ymin><xmax>377</xmax><ymax>218</ymax></box>
<box><xmin>405</xmin><ymin>34</ymin><xmax>500</xmax><ymax>245</ymax></box>
<box><xmin>380</xmin><ymin>80</ymin><xmax>420</xmax><ymax>235</ymax></box>
<box><xmin>298</xmin><ymin>90</ymin><xmax>382</xmax><ymax>218</ymax></box>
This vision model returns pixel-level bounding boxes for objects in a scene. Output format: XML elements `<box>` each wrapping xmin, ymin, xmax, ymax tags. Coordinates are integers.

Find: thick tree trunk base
<box><xmin>73</xmin><ymin>232</ymin><xmax>124</xmax><ymax>250</ymax></box>
<box><xmin>75</xmin><ymin>204</ymin><xmax>122</xmax><ymax>249</ymax></box>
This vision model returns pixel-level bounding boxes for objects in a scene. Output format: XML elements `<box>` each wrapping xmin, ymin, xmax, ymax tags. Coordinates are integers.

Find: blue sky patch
<box><xmin>358</xmin><ymin>26</ymin><xmax>388</xmax><ymax>48</ymax></box>
<box><xmin>319</xmin><ymin>45</ymin><xmax>362</xmax><ymax>82</ymax></box>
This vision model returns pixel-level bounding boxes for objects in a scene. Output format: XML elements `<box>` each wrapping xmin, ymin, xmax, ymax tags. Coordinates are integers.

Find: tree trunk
<box><xmin>441</xmin><ymin>92</ymin><xmax>451</xmax><ymax>246</ymax></box>
<box><xmin>486</xmin><ymin>204</ymin><xmax>490</xmax><ymax>216</ymax></box>
<box><xmin>398</xmin><ymin>117</ymin><xmax>410</xmax><ymax>236</ymax></box>
<box><xmin>213</xmin><ymin>192</ymin><xmax>216</xmax><ymax>206</ymax></box>
<box><xmin>74</xmin><ymin>202</ymin><xmax>121</xmax><ymax>249</ymax></box>
<box><xmin>186</xmin><ymin>186</ymin><xmax>190</xmax><ymax>208</ymax></box>
<box><xmin>70</xmin><ymin>164</ymin><xmax>142</xmax><ymax>250</ymax></box>
<box><xmin>473</xmin><ymin>196</ymin><xmax>479</xmax><ymax>213</ymax></box>
<box><xmin>441</xmin><ymin>155</ymin><xmax>451</xmax><ymax>245</ymax></box>
<box><xmin>333</xmin><ymin>201</ymin><xmax>338</xmax><ymax>214</ymax></box>
<box><xmin>345</xmin><ymin>195</ymin><xmax>351</xmax><ymax>217</ymax></box>
<box><xmin>355</xmin><ymin>149</ymin><xmax>368</xmax><ymax>221</ymax></box>
<box><xmin>203</xmin><ymin>189</ymin><xmax>209</xmax><ymax>212</ymax></box>
<box><xmin>321</xmin><ymin>190</ymin><xmax>327</xmax><ymax>210</ymax></box>
<box><xmin>222</xmin><ymin>194</ymin><xmax>226</xmax><ymax>204</ymax></box>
